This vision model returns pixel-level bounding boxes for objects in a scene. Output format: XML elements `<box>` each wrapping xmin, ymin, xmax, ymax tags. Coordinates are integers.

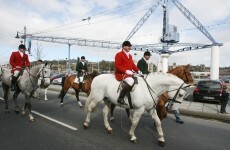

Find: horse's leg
<box><xmin>3</xmin><ymin>85</ymin><xmax>10</xmax><ymax>113</ymax></box>
<box><xmin>125</xmin><ymin>109</ymin><xmax>133</xmax><ymax>122</ymax></box>
<box><xmin>110</xmin><ymin>103</ymin><xmax>116</xmax><ymax>121</ymax></box>
<box><xmin>74</xmin><ymin>89</ymin><xmax>82</xmax><ymax>108</ymax></box>
<box><xmin>149</xmin><ymin>109</ymin><xmax>165</xmax><ymax>147</ymax></box>
<box><xmin>44</xmin><ymin>88</ymin><xmax>48</xmax><ymax>101</ymax></box>
<box><xmin>129</xmin><ymin>107</ymin><xmax>145</xmax><ymax>143</ymax></box>
<box><xmin>13</xmin><ymin>90</ymin><xmax>20</xmax><ymax>114</ymax></box>
<box><xmin>21</xmin><ymin>102</ymin><xmax>27</xmax><ymax>117</ymax></box>
<box><xmin>26</xmin><ymin>96</ymin><xmax>35</xmax><ymax>122</ymax></box>
<box><xmin>83</xmin><ymin>98</ymin><xmax>98</xmax><ymax>129</ymax></box>
<box><xmin>60</xmin><ymin>84</ymin><xmax>70</xmax><ymax>106</ymax></box>
<box><xmin>103</xmin><ymin>102</ymin><xmax>113</xmax><ymax>133</ymax></box>
<box><xmin>37</xmin><ymin>87</ymin><xmax>41</xmax><ymax>100</ymax></box>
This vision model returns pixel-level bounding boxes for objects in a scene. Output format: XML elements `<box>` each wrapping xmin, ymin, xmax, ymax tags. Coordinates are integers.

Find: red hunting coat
<box><xmin>9</xmin><ymin>51</ymin><xmax>30</xmax><ymax>73</ymax></box>
<box><xmin>115</xmin><ymin>50</ymin><xmax>139</xmax><ymax>81</ymax></box>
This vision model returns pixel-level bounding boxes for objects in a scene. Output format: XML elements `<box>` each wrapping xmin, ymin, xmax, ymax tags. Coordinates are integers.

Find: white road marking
<box><xmin>31</xmin><ymin>110</ymin><xmax>78</xmax><ymax>131</ymax></box>
<box><xmin>0</xmin><ymin>97</ymin><xmax>78</xmax><ymax>131</ymax></box>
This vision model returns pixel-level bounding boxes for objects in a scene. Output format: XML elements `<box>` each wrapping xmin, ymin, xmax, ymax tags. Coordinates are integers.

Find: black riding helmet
<box><xmin>18</xmin><ymin>44</ymin><xmax>26</xmax><ymax>50</ymax></box>
<box><xmin>81</xmin><ymin>56</ymin><xmax>85</xmax><ymax>59</ymax></box>
<box><xmin>122</xmin><ymin>41</ymin><xmax>132</xmax><ymax>47</ymax></box>
<box><xmin>144</xmin><ymin>51</ymin><xmax>151</xmax><ymax>56</ymax></box>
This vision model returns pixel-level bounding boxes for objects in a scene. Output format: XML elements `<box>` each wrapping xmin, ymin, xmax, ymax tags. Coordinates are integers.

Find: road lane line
<box><xmin>0</xmin><ymin>97</ymin><xmax>78</xmax><ymax>131</ymax></box>
<box><xmin>31</xmin><ymin>110</ymin><xmax>78</xmax><ymax>131</ymax></box>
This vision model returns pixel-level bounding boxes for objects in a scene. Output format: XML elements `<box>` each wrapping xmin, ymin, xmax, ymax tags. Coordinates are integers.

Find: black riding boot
<box><xmin>79</xmin><ymin>82</ymin><xmax>83</xmax><ymax>92</ymax></box>
<box><xmin>117</xmin><ymin>82</ymin><xmax>132</xmax><ymax>106</ymax></box>
<box><xmin>11</xmin><ymin>76</ymin><xmax>17</xmax><ymax>91</ymax></box>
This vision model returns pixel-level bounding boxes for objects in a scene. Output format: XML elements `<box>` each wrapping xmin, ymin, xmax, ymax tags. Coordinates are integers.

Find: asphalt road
<box><xmin>0</xmin><ymin>89</ymin><xmax>230</xmax><ymax>150</ymax></box>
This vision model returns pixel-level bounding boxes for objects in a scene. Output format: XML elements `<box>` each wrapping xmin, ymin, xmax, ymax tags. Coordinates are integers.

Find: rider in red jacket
<box><xmin>115</xmin><ymin>41</ymin><xmax>140</xmax><ymax>106</ymax></box>
<box><xmin>9</xmin><ymin>44</ymin><xmax>30</xmax><ymax>91</ymax></box>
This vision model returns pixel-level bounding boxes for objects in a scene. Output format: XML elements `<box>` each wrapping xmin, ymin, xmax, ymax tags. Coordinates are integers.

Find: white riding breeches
<box><xmin>74</xmin><ymin>76</ymin><xmax>84</xmax><ymax>83</ymax></box>
<box><xmin>124</xmin><ymin>77</ymin><xmax>134</xmax><ymax>86</ymax></box>
<box><xmin>79</xmin><ymin>76</ymin><xmax>84</xmax><ymax>83</ymax></box>
<box><xmin>13</xmin><ymin>70</ymin><xmax>20</xmax><ymax>77</ymax></box>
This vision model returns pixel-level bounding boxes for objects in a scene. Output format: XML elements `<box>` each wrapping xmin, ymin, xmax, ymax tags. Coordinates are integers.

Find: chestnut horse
<box><xmin>59</xmin><ymin>72</ymin><xmax>98</xmax><ymax>107</ymax></box>
<box><xmin>110</xmin><ymin>64</ymin><xmax>194</xmax><ymax>121</ymax></box>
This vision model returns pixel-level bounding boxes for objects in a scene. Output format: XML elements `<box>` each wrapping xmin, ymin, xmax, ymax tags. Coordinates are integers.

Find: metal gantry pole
<box><xmin>68</xmin><ymin>43</ymin><xmax>71</xmax><ymax>74</ymax></box>
<box><xmin>24</xmin><ymin>26</ymin><xmax>26</xmax><ymax>45</ymax></box>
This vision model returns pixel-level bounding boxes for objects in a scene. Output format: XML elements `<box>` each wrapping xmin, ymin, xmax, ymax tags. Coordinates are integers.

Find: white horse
<box><xmin>83</xmin><ymin>73</ymin><xmax>189</xmax><ymax>146</ymax></box>
<box><xmin>1</xmin><ymin>64</ymin><xmax>51</xmax><ymax>122</ymax></box>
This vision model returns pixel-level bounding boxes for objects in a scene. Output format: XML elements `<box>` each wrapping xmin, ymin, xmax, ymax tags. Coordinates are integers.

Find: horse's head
<box><xmin>83</xmin><ymin>71</ymin><xmax>99</xmax><ymax>95</ymax></box>
<box><xmin>168</xmin><ymin>64</ymin><xmax>194</xmax><ymax>85</ymax></box>
<box><xmin>167</xmin><ymin>81</ymin><xmax>190</xmax><ymax>106</ymax></box>
<box><xmin>38</xmin><ymin>63</ymin><xmax>52</xmax><ymax>88</ymax></box>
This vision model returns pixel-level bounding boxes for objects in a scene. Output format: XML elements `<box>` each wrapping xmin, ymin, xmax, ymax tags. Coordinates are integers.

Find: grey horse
<box><xmin>1</xmin><ymin>64</ymin><xmax>51</xmax><ymax>122</ymax></box>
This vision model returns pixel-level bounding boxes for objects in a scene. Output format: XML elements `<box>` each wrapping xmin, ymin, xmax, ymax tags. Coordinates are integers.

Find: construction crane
<box><xmin>16</xmin><ymin>0</ymin><xmax>222</xmax><ymax>79</ymax></box>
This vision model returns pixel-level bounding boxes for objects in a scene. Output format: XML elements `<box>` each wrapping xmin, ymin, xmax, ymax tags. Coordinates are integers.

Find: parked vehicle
<box><xmin>52</xmin><ymin>77</ymin><xmax>62</xmax><ymax>85</ymax></box>
<box><xmin>51</xmin><ymin>73</ymin><xmax>65</xmax><ymax>83</ymax></box>
<box><xmin>220</xmin><ymin>77</ymin><xmax>230</xmax><ymax>83</ymax></box>
<box><xmin>193</xmin><ymin>80</ymin><xmax>223</xmax><ymax>102</ymax></box>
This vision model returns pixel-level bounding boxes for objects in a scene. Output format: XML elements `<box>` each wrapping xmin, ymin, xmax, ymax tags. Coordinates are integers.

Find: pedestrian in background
<box><xmin>167</xmin><ymin>101</ymin><xmax>184</xmax><ymax>124</ymax></box>
<box><xmin>220</xmin><ymin>85</ymin><xmax>229</xmax><ymax>114</ymax></box>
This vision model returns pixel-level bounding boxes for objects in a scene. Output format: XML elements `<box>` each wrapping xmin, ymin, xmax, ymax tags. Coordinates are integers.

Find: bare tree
<box><xmin>32</xmin><ymin>43</ymin><xmax>45</xmax><ymax>60</ymax></box>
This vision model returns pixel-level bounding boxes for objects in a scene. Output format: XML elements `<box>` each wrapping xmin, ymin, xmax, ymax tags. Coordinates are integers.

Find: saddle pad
<box><xmin>74</xmin><ymin>77</ymin><xmax>79</xmax><ymax>83</ymax></box>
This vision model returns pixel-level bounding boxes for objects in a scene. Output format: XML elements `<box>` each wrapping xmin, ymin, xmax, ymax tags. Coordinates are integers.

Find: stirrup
<box><xmin>117</xmin><ymin>98</ymin><xmax>128</xmax><ymax>106</ymax></box>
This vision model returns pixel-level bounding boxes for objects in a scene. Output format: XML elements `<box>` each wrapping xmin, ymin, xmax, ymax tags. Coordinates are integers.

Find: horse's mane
<box><xmin>87</xmin><ymin>71</ymin><xmax>99</xmax><ymax>79</ymax></box>
<box><xmin>168</xmin><ymin>65</ymin><xmax>185</xmax><ymax>73</ymax></box>
<box><xmin>151</xmin><ymin>72</ymin><xmax>180</xmax><ymax>80</ymax></box>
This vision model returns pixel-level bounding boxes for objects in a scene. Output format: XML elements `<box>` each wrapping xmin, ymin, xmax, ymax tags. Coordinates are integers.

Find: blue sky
<box><xmin>0</xmin><ymin>0</ymin><xmax>229</xmax><ymax>66</ymax></box>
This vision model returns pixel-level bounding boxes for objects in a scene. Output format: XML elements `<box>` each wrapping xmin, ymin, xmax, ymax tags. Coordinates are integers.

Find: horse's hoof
<box><xmin>78</xmin><ymin>101</ymin><xmax>83</xmax><ymax>108</ymax></box>
<box><xmin>130</xmin><ymin>139</ymin><xmax>137</xmax><ymax>143</ymax></box>
<box><xmin>60</xmin><ymin>103</ymin><xmax>64</xmax><ymax>107</ymax></box>
<box><xmin>15</xmin><ymin>110</ymin><xmax>20</xmax><ymax>114</ymax></box>
<box><xmin>106</xmin><ymin>128</ymin><xmax>113</xmax><ymax>134</ymax></box>
<box><xmin>21</xmin><ymin>112</ymin><xmax>26</xmax><ymax>117</ymax></box>
<box><xmin>29</xmin><ymin>118</ymin><xmax>35</xmax><ymax>122</ymax></box>
<box><xmin>45</xmin><ymin>99</ymin><xmax>48</xmax><ymax>101</ymax></box>
<box><xmin>110</xmin><ymin>117</ymin><xmax>115</xmax><ymax>122</ymax></box>
<box><xmin>83</xmin><ymin>123</ymin><xmax>88</xmax><ymax>129</ymax></box>
<box><xmin>158</xmin><ymin>141</ymin><xmax>165</xmax><ymax>147</ymax></box>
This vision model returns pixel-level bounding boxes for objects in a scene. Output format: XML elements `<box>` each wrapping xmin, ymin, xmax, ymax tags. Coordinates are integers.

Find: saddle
<box><xmin>117</xmin><ymin>76</ymin><xmax>138</xmax><ymax>109</ymax></box>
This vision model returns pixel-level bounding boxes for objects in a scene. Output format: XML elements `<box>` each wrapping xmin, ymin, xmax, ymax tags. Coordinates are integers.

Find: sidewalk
<box><xmin>179</xmin><ymin>101</ymin><xmax>230</xmax><ymax>123</ymax></box>
<box><xmin>48</xmin><ymin>84</ymin><xmax>230</xmax><ymax>123</ymax></box>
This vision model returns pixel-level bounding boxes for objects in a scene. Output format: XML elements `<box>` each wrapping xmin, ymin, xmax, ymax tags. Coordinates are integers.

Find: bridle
<box><xmin>142</xmin><ymin>76</ymin><xmax>189</xmax><ymax>108</ymax></box>
<box><xmin>182</xmin><ymin>67</ymin><xmax>190</xmax><ymax>84</ymax></box>
<box><xmin>167</xmin><ymin>83</ymin><xmax>187</xmax><ymax>104</ymax></box>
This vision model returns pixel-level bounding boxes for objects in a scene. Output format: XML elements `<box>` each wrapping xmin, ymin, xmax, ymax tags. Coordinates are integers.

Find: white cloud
<box><xmin>0</xmin><ymin>0</ymin><xmax>229</xmax><ymax>67</ymax></box>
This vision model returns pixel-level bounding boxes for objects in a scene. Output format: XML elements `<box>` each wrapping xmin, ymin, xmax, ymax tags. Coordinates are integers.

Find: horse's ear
<box><xmin>185</xmin><ymin>64</ymin><xmax>190</xmax><ymax>68</ymax></box>
<box><xmin>45</xmin><ymin>62</ymin><xmax>48</xmax><ymax>66</ymax></box>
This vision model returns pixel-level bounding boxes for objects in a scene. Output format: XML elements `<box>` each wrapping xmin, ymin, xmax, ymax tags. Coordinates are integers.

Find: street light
<box><xmin>15</xmin><ymin>31</ymin><xmax>20</xmax><ymax>39</ymax></box>
<box><xmin>15</xmin><ymin>26</ymin><xmax>27</xmax><ymax>45</ymax></box>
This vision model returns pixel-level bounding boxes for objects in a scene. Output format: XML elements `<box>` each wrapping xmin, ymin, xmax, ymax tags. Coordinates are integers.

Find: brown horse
<box><xmin>110</xmin><ymin>64</ymin><xmax>194</xmax><ymax>121</ymax></box>
<box><xmin>59</xmin><ymin>72</ymin><xmax>98</xmax><ymax>107</ymax></box>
